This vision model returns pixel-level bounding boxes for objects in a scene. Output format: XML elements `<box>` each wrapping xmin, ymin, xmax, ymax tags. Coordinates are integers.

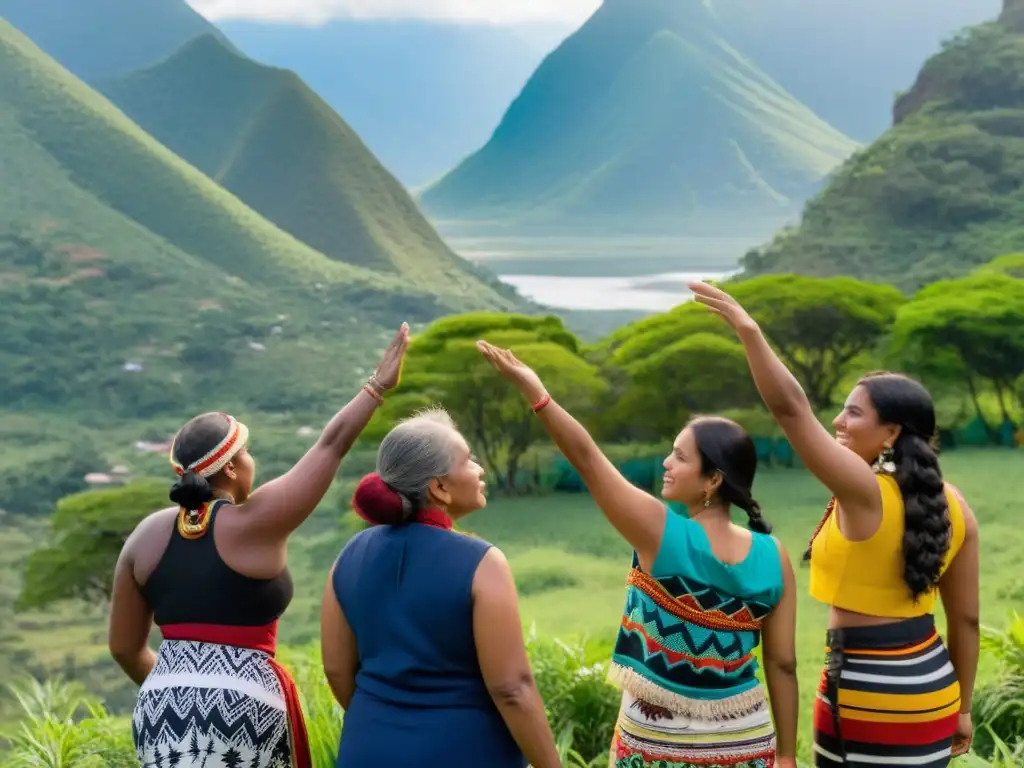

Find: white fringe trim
<box><xmin>607</xmin><ymin>663</ymin><xmax>767</xmax><ymax>721</ymax></box>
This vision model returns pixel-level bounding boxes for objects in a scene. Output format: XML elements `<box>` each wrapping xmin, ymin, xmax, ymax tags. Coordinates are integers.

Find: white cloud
<box><xmin>187</xmin><ymin>0</ymin><xmax>600</xmax><ymax>26</ymax></box>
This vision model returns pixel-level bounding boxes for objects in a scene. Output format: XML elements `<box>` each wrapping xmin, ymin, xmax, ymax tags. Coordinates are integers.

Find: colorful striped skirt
<box><xmin>813</xmin><ymin>614</ymin><xmax>960</xmax><ymax>767</ymax></box>
<box><xmin>610</xmin><ymin>689</ymin><xmax>776</xmax><ymax>767</ymax></box>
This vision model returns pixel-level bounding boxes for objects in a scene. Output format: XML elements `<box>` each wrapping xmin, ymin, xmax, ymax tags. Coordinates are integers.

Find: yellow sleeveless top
<box><xmin>809</xmin><ymin>475</ymin><xmax>966</xmax><ymax>617</ymax></box>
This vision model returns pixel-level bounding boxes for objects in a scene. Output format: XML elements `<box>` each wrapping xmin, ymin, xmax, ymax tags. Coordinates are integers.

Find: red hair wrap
<box><xmin>351</xmin><ymin>472</ymin><xmax>453</xmax><ymax>530</ymax></box>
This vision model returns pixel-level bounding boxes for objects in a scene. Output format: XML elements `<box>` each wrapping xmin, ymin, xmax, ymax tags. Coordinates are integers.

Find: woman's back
<box><xmin>612</xmin><ymin>510</ymin><xmax>784</xmax><ymax>710</ymax></box>
<box><xmin>333</xmin><ymin>523</ymin><xmax>526</xmax><ymax>767</ymax></box>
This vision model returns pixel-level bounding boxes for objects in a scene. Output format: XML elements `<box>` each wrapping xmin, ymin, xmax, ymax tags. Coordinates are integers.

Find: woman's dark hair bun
<box><xmin>169</xmin><ymin>469</ymin><xmax>215</xmax><ymax>511</ymax></box>
<box><xmin>352</xmin><ymin>473</ymin><xmax>414</xmax><ymax>526</ymax></box>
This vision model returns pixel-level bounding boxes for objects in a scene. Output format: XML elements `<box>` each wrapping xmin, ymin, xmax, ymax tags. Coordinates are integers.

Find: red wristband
<box><xmin>531</xmin><ymin>394</ymin><xmax>551</xmax><ymax>413</ymax></box>
<box><xmin>362</xmin><ymin>384</ymin><xmax>384</xmax><ymax>406</ymax></box>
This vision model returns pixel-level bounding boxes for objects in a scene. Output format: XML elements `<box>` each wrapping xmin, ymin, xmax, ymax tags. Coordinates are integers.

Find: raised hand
<box><xmin>687</xmin><ymin>281</ymin><xmax>759</xmax><ymax>337</ymax></box>
<box><xmin>371</xmin><ymin>322</ymin><xmax>411</xmax><ymax>391</ymax></box>
<box><xmin>476</xmin><ymin>340</ymin><xmax>547</xmax><ymax>404</ymax></box>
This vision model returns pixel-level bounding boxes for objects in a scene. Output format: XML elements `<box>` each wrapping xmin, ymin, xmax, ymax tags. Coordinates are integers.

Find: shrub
<box><xmin>0</xmin><ymin>677</ymin><xmax>136</xmax><ymax>767</ymax></box>
<box><xmin>972</xmin><ymin>613</ymin><xmax>1024</xmax><ymax>758</ymax></box>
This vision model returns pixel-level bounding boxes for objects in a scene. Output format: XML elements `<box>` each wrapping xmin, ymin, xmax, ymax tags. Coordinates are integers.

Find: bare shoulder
<box><xmin>944</xmin><ymin>482</ymin><xmax>978</xmax><ymax>535</ymax></box>
<box><xmin>943</xmin><ymin>482</ymin><xmax>976</xmax><ymax>517</ymax></box>
<box><xmin>127</xmin><ymin>506</ymin><xmax>178</xmax><ymax>580</ymax></box>
<box><xmin>471</xmin><ymin>546</ymin><xmax>512</xmax><ymax>594</ymax></box>
<box><xmin>133</xmin><ymin>506</ymin><xmax>178</xmax><ymax>540</ymax></box>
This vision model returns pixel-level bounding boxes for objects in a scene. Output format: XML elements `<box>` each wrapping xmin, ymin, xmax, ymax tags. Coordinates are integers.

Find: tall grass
<box><xmin>972</xmin><ymin>613</ymin><xmax>1024</xmax><ymax>757</ymax></box>
<box><xmin>0</xmin><ymin>678</ymin><xmax>135</xmax><ymax>767</ymax></box>
<box><xmin>5</xmin><ymin>618</ymin><xmax>1024</xmax><ymax>767</ymax></box>
<box><xmin>279</xmin><ymin>644</ymin><xmax>344</xmax><ymax>766</ymax></box>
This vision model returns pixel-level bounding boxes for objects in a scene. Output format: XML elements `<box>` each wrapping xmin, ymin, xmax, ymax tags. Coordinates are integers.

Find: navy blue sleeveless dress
<box><xmin>332</xmin><ymin>523</ymin><xmax>527</xmax><ymax>767</ymax></box>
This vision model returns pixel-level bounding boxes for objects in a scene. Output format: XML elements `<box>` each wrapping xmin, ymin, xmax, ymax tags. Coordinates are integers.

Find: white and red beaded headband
<box><xmin>169</xmin><ymin>413</ymin><xmax>249</xmax><ymax>478</ymax></box>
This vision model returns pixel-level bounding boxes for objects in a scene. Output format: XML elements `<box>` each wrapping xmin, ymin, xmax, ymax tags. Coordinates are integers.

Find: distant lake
<box><xmin>498</xmin><ymin>271</ymin><xmax>732</xmax><ymax>311</ymax></box>
<box><xmin>446</xmin><ymin>233</ymin><xmax>751</xmax><ymax>311</ymax></box>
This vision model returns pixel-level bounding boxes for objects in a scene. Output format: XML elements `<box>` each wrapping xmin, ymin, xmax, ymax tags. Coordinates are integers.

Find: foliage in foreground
<box><xmin>7</xmin><ymin>620</ymin><xmax>1024</xmax><ymax>767</ymax></box>
<box><xmin>972</xmin><ymin>612</ymin><xmax>1024</xmax><ymax>757</ymax></box>
<box><xmin>0</xmin><ymin>678</ymin><xmax>135</xmax><ymax>767</ymax></box>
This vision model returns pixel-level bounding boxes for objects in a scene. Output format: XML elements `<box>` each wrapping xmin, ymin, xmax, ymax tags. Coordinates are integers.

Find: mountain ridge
<box><xmin>0</xmin><ymin>0</ymin><xmax>234</xmax><ymax>80</ymax></box>
<box><xmin>420</xmin><ymin>0</ymin><xmax>858</xmax><ymax>235</ymax></box>
<box><xmin>0</xmin><ymin>18</ymin><xmax>520</xmax><ymax>420</ymax></box>
<box><xmin>99</xmin><ymin>33</ymin><xmax>520</xmax><ymax>295</ymax></box>
<box><xmin>740</xmin><ymin>4</ymin><xmax>1024</xmax><ymax>290</ymax></box>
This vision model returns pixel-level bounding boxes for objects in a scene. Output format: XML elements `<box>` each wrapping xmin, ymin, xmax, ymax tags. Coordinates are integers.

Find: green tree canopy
<box><xmin>892</xmin><ymin>273</ymin><xmax>1024</xmax><ymax>429</ymax></box>
<box><xmin>602</xmin><ymin>333</ymin><xmax>760</xmax><ymax>442</ymax></box>
<box><xmin>728</xmin><ymin>275</ymin><xmax>906</xmax><ymax>410</ymax></box>
<box><xmin>17</xmin><ymin>480</ymin><xmax>167</xmax><ymax>611</ymax></box>
<box><xmin>978</xmin><ymin>253</ymin><xmax>1024</xmax><ymax>280</ymax></box>
<box><xmin>366</xmin><ymin>313</ymin><xmax>606</xmax><ymax>490</ymax></box>
<box><xmin>599</xmin><ymin>275</ymin><xmax>905</xmax><ymax>416</ymax></box>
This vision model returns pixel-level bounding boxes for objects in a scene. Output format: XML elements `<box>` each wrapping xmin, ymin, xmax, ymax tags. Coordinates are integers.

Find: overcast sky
<box><xmin>186</xmin><ymin>0</ymin><xmax>600</xmax><ymax>26</ymax></box>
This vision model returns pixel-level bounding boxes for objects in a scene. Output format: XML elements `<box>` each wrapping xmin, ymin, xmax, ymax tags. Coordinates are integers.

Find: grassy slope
<box><xmin>0</xmin><ymin>0</ymin><xmax>234</xmax><ymax>81</ymax></box>
<box><xmin>1</xmin><ymin>450</ymin><xmax>1019</xmax><ymax>760</ymax></box>
<box><xmin>99</xmin><ymin>35</ymin><xmax>520</xmax><ymax>297</ymax></box>
<box><xmin>0</xmin><ymin>20</ymin><xmax>522</xmax><ymax>416</ymax></box>
<box><xmin>742</xmin><ymin>11</ymin><xmax>1024</xmax><ymax>290</ymax></box>
<box><xmin>420</xmin><ymin>0</ymin><xmax>857</xmax><ymax>233</ymax></box>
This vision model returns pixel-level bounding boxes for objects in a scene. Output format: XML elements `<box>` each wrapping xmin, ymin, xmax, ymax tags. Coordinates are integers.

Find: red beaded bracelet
<box><xmin>531</xmin><ymin>394</ymin><xmax>552</xmax><ymax>413</ymax></box>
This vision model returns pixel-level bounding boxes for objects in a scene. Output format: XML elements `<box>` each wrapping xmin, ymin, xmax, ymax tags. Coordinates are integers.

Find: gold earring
<box><xmin>872</xmin><ymin>445</ymin><xmax>896</xmax><ymax>475</ymax></box>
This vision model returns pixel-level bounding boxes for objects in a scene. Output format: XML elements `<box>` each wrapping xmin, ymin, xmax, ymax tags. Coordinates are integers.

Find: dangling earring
<box><xmin>872</xmin><ymin>445</ymin><xmax>896</xmax><ymax>475</ymax></box>
<box><xmin>703</xmin><ymin>491</ymin><xmax>712</xmax><ymax>508</ymax></box>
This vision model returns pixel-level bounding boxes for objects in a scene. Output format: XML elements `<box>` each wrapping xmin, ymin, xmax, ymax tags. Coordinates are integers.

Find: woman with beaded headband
<box><xmin>475</xmin><ymin>341</ymin><xmax>800</xmax><ymax>768</ymax></box>
<box><xmin>688</xmin><ymin>281</ymin><xmax>980</xmax><ymax>768</ymax></box>
<box><xmin>107</xmin><ymin>323</ymin><xmax>410</xmax><ymax>768</ymax></box>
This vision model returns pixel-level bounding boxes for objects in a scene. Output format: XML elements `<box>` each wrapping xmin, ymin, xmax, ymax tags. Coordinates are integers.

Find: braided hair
<box><xmin>804</xmin><ymin>373</ymin><xmax>950</xmax><ymax>600</ymax></box>
<box><xmin>689</xmin><ymin>415</ymin><xmax>772</xmax><ymax>534</ymax></box>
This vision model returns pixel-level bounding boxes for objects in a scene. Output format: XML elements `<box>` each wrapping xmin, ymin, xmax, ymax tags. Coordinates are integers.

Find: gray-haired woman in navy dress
<box><xmin>320</xmin><ymin>407</ymin><xmax>561</xmax><ymax>768</ymax></box>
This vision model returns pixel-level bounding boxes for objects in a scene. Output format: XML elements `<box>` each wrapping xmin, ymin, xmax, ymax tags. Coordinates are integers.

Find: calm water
<box><xmin>498</xmin><ymin>270</ymin><xmax>732</xmax><ymax>311</ymax></box>
<box><xmin>447</xmin><ymin>233</ymin><xmax>748</xmax><ymax>311</ymax></box>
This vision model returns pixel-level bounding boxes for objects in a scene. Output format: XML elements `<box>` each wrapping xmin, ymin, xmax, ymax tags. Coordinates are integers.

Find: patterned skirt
<box><xmin>610</xmin><ymin>689</ymin><xmax>776</xmax><ymax>768</ymax></box>
<box><xmin>813</xmin><ymin>614</ymin><xmax>960</xmax><ymax>768</ymax></box>
<box><xmin>133</xmin><ymin>640</ymin><xmax>292</xmax><ymax>768</ymax></box>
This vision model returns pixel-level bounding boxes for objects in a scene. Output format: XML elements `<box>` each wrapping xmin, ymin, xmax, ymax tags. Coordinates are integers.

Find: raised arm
<box><xmin>472</xmin><ymin>547</ymin><xmax>561</xmax><ymax>768</ymax></box>
<box><xmin>688</xmin><ymin>282</ymin><xmax>879</xmax><ymax>514</ymax></box>
<box><xmin>321</xmin><ymin>564</ymin><xmax>359</xmax><ymax>710</ymax></box>
<box><xmin>236</xmin><ymin>324</ymin><xmax>409</xmax><ymax>541</ymax></box>
<box><xmin>477</xmin><ymin>341</ymin><xmax>666</xmax><ymax>565</ymax></box>
<box><xmin>939</xmin><ymin>487</ymin><xmax>979</xmax><ymax>757</ymax></box>
<box><xmin>760</xmin><ymin>540</ymin><xmax>798</xmax><ymax>767</ymax></box>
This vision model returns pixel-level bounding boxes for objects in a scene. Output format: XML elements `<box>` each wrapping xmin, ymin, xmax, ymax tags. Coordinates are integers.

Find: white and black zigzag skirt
<box><xmin>133</xmin><ymin>640</ymin><xmax>292</xmax><ymax>768</ymax></box>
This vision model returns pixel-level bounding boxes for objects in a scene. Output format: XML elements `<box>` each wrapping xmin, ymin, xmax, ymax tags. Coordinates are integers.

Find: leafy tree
<box><xmin>600</xmin><ymin>275</ymin><xmax>905</xmax><ymax>418</ymax></box>
<box><xmin>728</xmin><ymin>275</ymin><xmax>906</xmax><ymax>410</ymax></box>
<box><xmin>599</xmin><ymin>333</ymin><xmax>759</xmax><ymax>442</ymax></box>
<box><xmin>891</xmin><ymin>273</ymin><xmax>1024</xmax><ymax>433</ymax></box>
<box><xmin>17</xmin><ymin>481</ymin><xmax>167</xmax><ymax>611</ymax></box>
<box><xmin>367</xmin><ymin>313</ymin><xmax>606</xmax><ymax>491</ymax></box>
<box><xmin>979</xmin><ymin>253</ymin><xmax>1024</xmax><ymax>280</ymax></box>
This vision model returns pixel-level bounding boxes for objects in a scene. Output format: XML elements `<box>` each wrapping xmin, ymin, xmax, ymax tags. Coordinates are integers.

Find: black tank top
<box><xmin>141</xmin><ymin>500</ymin><xmax>294</xmax><ymax>626</ymax></box>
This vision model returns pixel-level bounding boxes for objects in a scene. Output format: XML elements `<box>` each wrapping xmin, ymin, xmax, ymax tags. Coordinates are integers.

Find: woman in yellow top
<box><xmin>689</xmin><ymin>282</ymin><xmax>980</xmax><ymax>768</ymax></box>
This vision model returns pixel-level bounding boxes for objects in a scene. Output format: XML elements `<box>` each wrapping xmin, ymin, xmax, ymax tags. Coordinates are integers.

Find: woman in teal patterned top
<box><xmin>477</xmin><ymin>340</ymin><xmax>799</xmax><ymax>768</ymax></box>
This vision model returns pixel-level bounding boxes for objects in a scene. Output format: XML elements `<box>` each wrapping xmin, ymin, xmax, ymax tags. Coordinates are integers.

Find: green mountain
<box><xmin>420</xmin><ymin>0</ymin><xmax>858</xmax><ymax>235</ymax></box>
<box><xmin>742</xmin><ymin>1</ymin><xmax>1024</xmax><ymax>290</ymax></box>
<box><xmin>98</xmin><ymin>34</ymin><xmax>503</xmax><ymax>282</ymax></box>
<box><xmin>0</xmin><ymin>0</ymin><xmax>232</xmax><ymax>81</ymax></box>
<box><xmin>0</xmin><ymin>19</ymin><xmax>519</xmax><ymax>419</ymax></box>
